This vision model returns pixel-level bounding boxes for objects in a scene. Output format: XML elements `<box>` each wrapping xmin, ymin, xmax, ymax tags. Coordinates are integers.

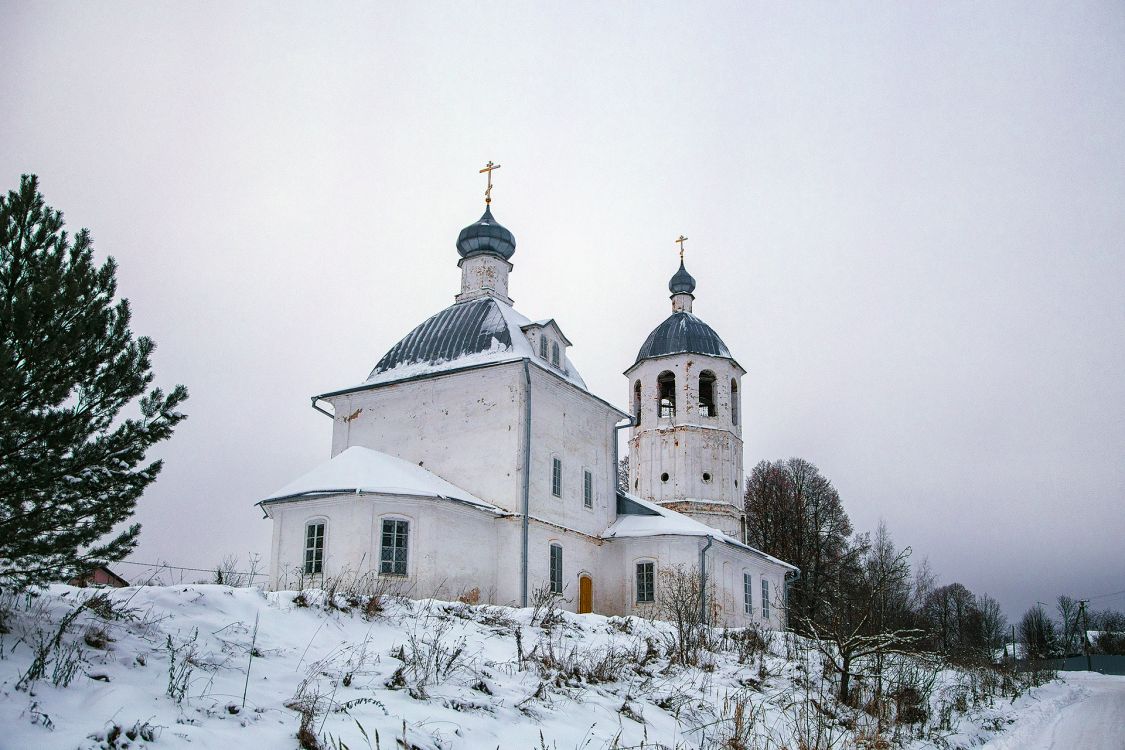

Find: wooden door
<box><xmin>579</xmin><ymin>575</ymin><xmax>593</xmax><ymax>614</ymax></box>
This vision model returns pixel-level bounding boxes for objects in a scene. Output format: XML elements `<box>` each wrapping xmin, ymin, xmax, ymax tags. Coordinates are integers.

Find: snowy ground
<box><xmin>0</xmin><ymin>585</ymin><xmax>1121</xmax><ymax>750</ymax></box>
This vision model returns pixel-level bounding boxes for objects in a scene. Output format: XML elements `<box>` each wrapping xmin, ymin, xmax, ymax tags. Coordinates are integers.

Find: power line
<box><xmin>111</xmin><ymin>559</ymin><xmax>266</xmax><ymax>579</ymax></box>
<box><xmin>1084</xmin><ymin>588</ymin><xmax>1125</xmax><ymax>602</ymax></box>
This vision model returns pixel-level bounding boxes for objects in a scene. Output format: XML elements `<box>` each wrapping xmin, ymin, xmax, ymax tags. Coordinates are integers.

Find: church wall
<box><xmin>264</xmin><ymin>493</ymin><xmax>502</xmax><ymax>600</ymax></box>
<box><xmin>323</xmin><ymin>364</ymin><xmax>526</xmax><ymax>512</ymax></box>
<box><xmin>608</xmin><ymin>536</ymin><xmax>790</xmax><ymax>629</ymax></box>
<box><xmin>527</xmin><ymin>369</ymin><xmax>622</xmax><ymax>539</ymax></box>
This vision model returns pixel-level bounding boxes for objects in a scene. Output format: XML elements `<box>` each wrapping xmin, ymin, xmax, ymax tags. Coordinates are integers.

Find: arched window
<box><xmin>551</xmin><ymin>341</ymin><xmax>561</xmax><ymax>367</ymax></box>
<box><xmin>632</xmin><ymin>380</ymin><xmax>642</xmax><ymax>425</ymax></box>
<box><xmin>698</xmin><ymin>371</ymin><xmax>716</xmax><ymax>416</ymax></box>
<box><xmin>549</xmin><ymin>543</ymin><xmax>563</xmax><ymax>594</ymax></box>
<box><xmin>304</xmin><ymin>519</ymin><xmax>326</xmax><ymax>575</ymax></box>
<box><xmin>731</xmin><ymin>379</ymin><xmax>739</xmax><ymax>426</ymax></box>
<box><xmin>539</xmin><ymin>336</ymin><xmax>548</xmax><ymax>359</ymax></box>
<box><xmin>658</xmin><ymin>371</ymin><xmax>676</xmax><ymax>418</ymax></box>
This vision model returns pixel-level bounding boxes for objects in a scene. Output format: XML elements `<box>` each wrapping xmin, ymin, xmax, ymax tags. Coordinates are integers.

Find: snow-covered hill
<box><xmin>0</xmin><ymin>585</ymin><xmax>1111</xmax><ymax>749</ymax></box>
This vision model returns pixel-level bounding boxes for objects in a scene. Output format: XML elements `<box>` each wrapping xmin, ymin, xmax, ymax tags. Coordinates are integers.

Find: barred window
<box><xmin>636</xmin><ymin>561</ymin><xmax>655</xmax><ymax>603</ymax></box>
<box><xmin>583</xmin><ymin>469</ymin><xmax>593</xmax><ymax>508</ymax></box>
<box><xmin>304</xmin><ymin>521</ymin><xmax>325</xmax><ymax>575</ymax></box>
<box><xmin>743</xmin><ymin>572</ymin><xmax>753</xmax><ymax>615</ymax></box>
<box><xmin>762</xmin><ymin>578</ymin><xmax>770</xmax><ymax>619</ymax></box>
<box><xmin>552</xmin><ymin>457</ymin><xmax>562</xmax><ymax>497</ymax></box>
<box><xmin>380</xmin><ymin>519</ymin><xmax>409</xmax><ymax>575</ymax></box>
<box><xmin>549</xmin><ymin>544</ymin><xmax>563</xmax><ymax>594</ymax></box>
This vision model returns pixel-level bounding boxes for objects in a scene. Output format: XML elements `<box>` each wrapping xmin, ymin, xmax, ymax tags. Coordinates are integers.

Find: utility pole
<box><xmin>1079</xmin><ymin>599</ymin><xmax>1091</xmax><ymax>672</ymax></box>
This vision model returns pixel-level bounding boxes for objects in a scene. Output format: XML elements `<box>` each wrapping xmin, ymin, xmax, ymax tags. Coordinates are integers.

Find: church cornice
<box><xmin>316</xmin><ymin>357</ymin><xmax>629</xmax><ymax>421</ymax></box>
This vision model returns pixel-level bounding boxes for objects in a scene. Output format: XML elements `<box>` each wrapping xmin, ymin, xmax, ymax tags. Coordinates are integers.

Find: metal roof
<box><xmin>632</xmin><ymin>312</ymin><xmax>733</xmax><ymax>365</ymax></box>
<box><xmin>369</xmin><ymin>297</ymin><xmax>512</xmax><ymax>377</ymax></box>
<box><xmin>456</xmin><ymin>206</ymin><xmax>516</xmax><ymax>260</ymax></box>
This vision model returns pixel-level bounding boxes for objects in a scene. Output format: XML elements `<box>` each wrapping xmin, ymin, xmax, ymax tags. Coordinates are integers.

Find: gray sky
<box><xmin>3</xmin><ymin>2</ymin><xmax>1123</xmax><ymax>619</ymax></box>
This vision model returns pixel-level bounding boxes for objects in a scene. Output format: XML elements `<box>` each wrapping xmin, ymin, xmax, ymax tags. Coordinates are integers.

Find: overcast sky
<box><xmin>2</xmin><ymin>2</ymin><xmax>1123</xmax><ymax>619</ymax></box>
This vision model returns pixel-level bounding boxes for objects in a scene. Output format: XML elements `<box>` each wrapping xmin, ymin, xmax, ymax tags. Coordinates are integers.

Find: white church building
<box><xmin>259</xmin><ymin>191</ymin><xmax>796</xmax><ymax>628</ymax></box>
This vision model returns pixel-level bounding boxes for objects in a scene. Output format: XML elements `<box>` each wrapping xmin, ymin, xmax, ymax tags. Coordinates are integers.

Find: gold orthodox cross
<box><xmin>676</xmin><ymin>235</ymin><xmax>688</xmax><ymax>260</ymax></box>
<box><xmin>479</xmin><ymin>161</ymin><xmax>501</xmax><ymax>204</ymax></box>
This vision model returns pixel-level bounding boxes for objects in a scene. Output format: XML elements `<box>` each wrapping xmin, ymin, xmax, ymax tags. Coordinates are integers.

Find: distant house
<box><xmin>69</xmin><ymin>566</ymin><xmax>129</xmax><ymax>588</ymax></box>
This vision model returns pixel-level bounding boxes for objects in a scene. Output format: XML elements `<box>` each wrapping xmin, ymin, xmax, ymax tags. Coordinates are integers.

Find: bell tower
<box><xmin>625</xmin><ymin>246</ymin><xmax>746</xmax><ymax>540</ymax></box>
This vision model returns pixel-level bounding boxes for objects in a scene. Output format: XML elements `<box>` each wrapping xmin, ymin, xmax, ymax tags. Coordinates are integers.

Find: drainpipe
<box><xmin>783</xmin><ymin>568</ymin><xmax>801</xmax><ymax>631</ymax></box>
<box><xmin>310</xmin><ymin>397</ymin><xmax>333</xmax><ymax>418</ymax></box>
<box><xmin>612</xmin><ymin>416</ymin><xmax>635</xmax><ymax>494</ymax></box>
<box><xmin>520</xmin><ymin>359</ymin><xmax>532</xmax><ymax>607</ymax></box>
<box><xmin>699</xmin><ymin>536</ymin><xmax>714</xmax><ymax>625</ymax></box>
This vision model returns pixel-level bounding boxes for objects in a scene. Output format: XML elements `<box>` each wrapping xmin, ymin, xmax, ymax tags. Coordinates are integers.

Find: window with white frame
<box><xmin>636</xmin><ymin>561</ymin><xmax>655</xmax><ymax>603</ymax></box>
<box><xmin>551</xmin><ymin>457</ymin><xmax>562</xmax><ymax>497</ymax></box>
<box><xmin>304</xmin><ymin>521</ymin><xmax>325</xmax><ymax>575</ymax></box>
<box><xmin>539</xmin><ymin>336</ymin><xmax>548</xmax><ymax>359</ymax></box>
<box><xmin>551</xmin><ymin>341</ymin><xmax>560</xmax><ymax>367</ymax></box>
<box><xmin>380</xmin><ymin>518</ymin><xmax>409</xmax><ymax>575</ymax></box>
<box><xmin>761</xmin><ymin>578</ymin><xmax>770</xmax><ymax>619</ymax></box>
<box><xmin>549</xmin><ymin>543</ymin><xmax>563</xmax><ymax>594</ymax></box>
<box><xmin>743</xmin><ymin>572</ymin><xmax>753</xmax><ymax>615</ymax></box>
<box><xmin>583</xmin><ymin>469</ymin><xmax>593</xmax><ymax>508</ymax></box>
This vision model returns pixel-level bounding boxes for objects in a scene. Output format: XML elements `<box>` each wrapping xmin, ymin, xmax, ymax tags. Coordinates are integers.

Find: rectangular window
<box><xmin>380</xmin><ymin>519</ymin><xmax>409</xmax><ymax>575</ymax></box>
<box><xmin>636</xmin><ymin>561</ymin><xmax>655</xmax><ymax>603</ymax></box>
<box><xmin>539</xmin><ymin>336</ymin><xmax>548</xmax><ymax>359</ymax></box>
<box><xmin>761</xmin><ymin>578</ymin><xmax>770</xmax><ymax>619</ymax></box>
<box><xmin>583</xmin><ymin>470</ymin><xmax>593</xmax><ymax>508</ymax></box>
<box><xmin>743</xmin><ymin>572</ymin><xmax>753</xmax><ymax>615</ymax></box>
<box><xmin>304</xmin><ymin>522</ymin><xmax>325</xmax><ymax>575</ymax></box>
<box><xmin>549</xmin><ymin>544</ymin><xmax>563</xmax><ymax>594</ymax></box>
<box><xmin>552</xmin><ymin>457</ymin><xmax>562</xmax><ymax>497</ymax></box>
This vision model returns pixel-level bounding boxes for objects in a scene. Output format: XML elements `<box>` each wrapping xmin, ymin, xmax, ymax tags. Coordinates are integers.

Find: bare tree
<box><xmin>1056</xmin><ymin>595</ymin><xmax>1080</xmax><ymax>655</ymax></box>
<box><xmin>804</xmin><ymin>534</ymin><xmax>923</xmax><ymax>704</ymax></box>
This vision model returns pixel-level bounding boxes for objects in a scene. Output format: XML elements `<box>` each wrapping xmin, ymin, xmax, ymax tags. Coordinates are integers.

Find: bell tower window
<box><xmin>658</xmin><ymin>371</ymin><xmax>676</xmax><ymax>418</ymax></box>
<box><xmin>731</xmin><ymin>379</ymin><xmax>739</xmax><ymax>426</ymax></box>
<box><xmin>698</xmin><ymin>371</ymin><xmax>716</xmax><ymax>416</ymax></box>
<box><xmin>632</xmin><ymin>380</ymin><xmax>642</xmax><ymax>425</ymax></box>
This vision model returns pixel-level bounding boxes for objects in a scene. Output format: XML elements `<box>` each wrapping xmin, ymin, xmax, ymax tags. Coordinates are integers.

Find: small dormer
<box><xmin>521</xmin><ymin>319</ymin><xmax>573</xmax><ymax>371</ymax></box>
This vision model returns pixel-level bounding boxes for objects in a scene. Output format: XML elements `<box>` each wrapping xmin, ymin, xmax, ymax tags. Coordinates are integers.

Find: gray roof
<box><xmin>456</xmin><ymin>206</ymin><xmax>516</xmax><ymax>260</ymax></box>
<box><xmin>632</xmin><ymin>312</ymin><xmax>733</xmax><ymax>365</ymax></box>
<box><xmin>668</xmin><ymin>259</ymin><xmax>696</xmax><ymax>294</ymax></box>
<box><xmin>369</xmin><ymin>297</ymin><xmax>512</xmax><ymax>377</ymax></box>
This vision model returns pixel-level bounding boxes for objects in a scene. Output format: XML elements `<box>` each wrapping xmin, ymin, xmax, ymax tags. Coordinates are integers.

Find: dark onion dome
<box><xmin>369</xmin><ymin>297</ymin><xmax>512</xmax><ymax>378</ymax></box>
<box><xmin>456</xmin><ymin>205</ymin><xmax>516</xmax><ymax>260</ymax></box>
<box><xmin>668</xmin><ymin>259</ymin><xmax>696</xmax><ymax>294</ymax></box>
<box><xmin>633</xmin><ymin>312</ymin><xmax>733</xmax><ymax>364</ymax></box>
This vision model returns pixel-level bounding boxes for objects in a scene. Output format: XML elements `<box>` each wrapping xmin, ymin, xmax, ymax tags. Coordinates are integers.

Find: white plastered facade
<box><xmin>260</xmin><ymin>207</ymin><xmax>796</xmax><ymax>629</ymax></box>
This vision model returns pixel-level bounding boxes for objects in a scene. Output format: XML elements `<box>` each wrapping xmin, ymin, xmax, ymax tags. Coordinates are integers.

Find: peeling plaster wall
<box><xmin>455</xmin><ymin>255</ymin><xmax>512</xmax><ymax>304</ymax></box>
<box><xmin>323</xmin><ymin>364</ymin><xmax>525</xmax><ymax>512</ymax></box>
<box><xmin>627</xmin><ymin>355</ymin><xmax>745</xmax><ymax>508</ymax></box>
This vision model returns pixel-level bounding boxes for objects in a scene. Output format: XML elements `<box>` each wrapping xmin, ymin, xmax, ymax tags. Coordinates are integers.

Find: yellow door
<box><xmin>579</xmin><ymin>575</ymin><xmax>593</xmax><ymax>614</ymax></box>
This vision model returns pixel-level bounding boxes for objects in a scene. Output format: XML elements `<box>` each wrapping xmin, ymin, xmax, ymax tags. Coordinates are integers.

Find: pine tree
<box><xmin>0</xmin><ymin>175</ymin><xmax>188</xmax><ymax>589</ymax></box>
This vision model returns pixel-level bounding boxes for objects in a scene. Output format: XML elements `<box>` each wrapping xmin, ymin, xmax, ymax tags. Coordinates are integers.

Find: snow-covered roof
<box><xmin>321</xmin><ymin>297</ymin><xmax>588</xmax><ymax>395</ymax></box>
<box><xmin>604</xmin><ymin>492</ymin><xmax>797</xmax><ymax>571</ymax></box>
<box><xmin>261</xmin><ymin>446</ymin><xmax>501</xmax><ymax>513</ymax></box>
